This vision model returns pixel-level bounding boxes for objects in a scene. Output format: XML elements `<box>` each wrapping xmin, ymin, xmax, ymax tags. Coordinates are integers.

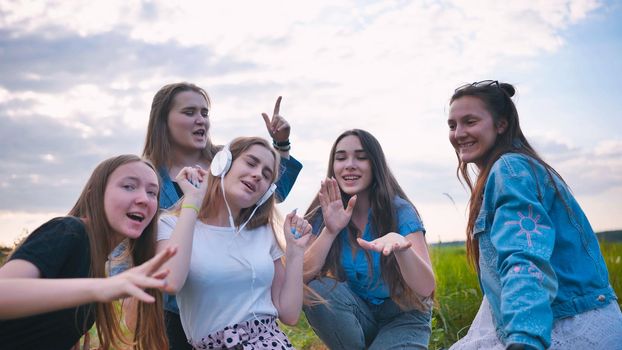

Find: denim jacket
<box><xmin>474</xmin><ymin>153</ymin><xmax>616</xmax><ymax>350</ymax></box>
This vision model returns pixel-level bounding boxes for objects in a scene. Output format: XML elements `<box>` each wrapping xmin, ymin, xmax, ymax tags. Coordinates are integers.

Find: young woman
<box><xmin>0</xmin><ymin>155</ymin><xmax>170</xmax><ymax>350</ymax></box>
<box><xmin>157</xmin><ymin>136</ymin><xmax>310</xmax><ymax>349</ymax></box>
<box><xmin>446</xmin><ymin>81</ymin><xmax>622</xmax><ymax>350</ymax></box>
<box><xmin>115</xmin><ymin>82</ymin><xmax>303</xmax><ymax>350</ymax></box>
<box><xmin>303</xmin><ymin>129</ymin><xmax>435</xmax><ymax>350</ymax></box>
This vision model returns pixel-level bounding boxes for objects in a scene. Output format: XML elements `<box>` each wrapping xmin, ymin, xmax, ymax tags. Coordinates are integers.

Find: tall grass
<box><xmin>283</xmin><ymin>242</ymin><xmax>622</xmax><ymax>350</ymax></box>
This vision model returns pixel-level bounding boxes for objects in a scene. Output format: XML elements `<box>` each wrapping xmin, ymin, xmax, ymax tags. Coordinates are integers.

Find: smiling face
<box><xmin>223</xmin><ymin>144</ymin><xmax>276</xmax><ymax>212</ymax></box>
<box><xmin>448</xmin><ymin>96</ymin><xmax>507</xmax><ymax>169</ymax></box>
<box><xmin>167</xmin><ymin>90</ymin><xmax>210</xmax><ymax>152</ymax></box>
<box><xmin>103</xmin><ymin>161</ymin><xmax>159</xmax><ymax>245</ymax></box>
<box><xmin>332</xmin><ymin>135</ymin><xmax>373</xmax><ymax>197</ymax></box>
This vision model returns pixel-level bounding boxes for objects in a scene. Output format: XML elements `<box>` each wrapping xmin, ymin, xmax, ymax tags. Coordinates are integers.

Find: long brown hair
<box><xmin>304</xmin><ymin>129</ymin><xmax>429</xmax><ymax>311</ymax></box>
<box><xmin>199</xmin><ymin>136</ymin><xmax>281</xmax><ymax>232</ymax></box>
<box><xmin>68</xmin><ymin>155</ymin><xmax>167</xmax><ymax>350</ymax></box>
<box><xmin>450</xmin><ymin>82</ymin><xmax>566</xmax><ymax>268</ymax></box>
<box><xmin>142</xmin><ymin>82</ymin><xmax>219</xmax><ymax>170</ymax></box>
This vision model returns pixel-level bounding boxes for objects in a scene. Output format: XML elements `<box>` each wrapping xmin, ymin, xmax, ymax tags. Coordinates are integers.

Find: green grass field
<box><xmin>2</xmin><ymin>241</ymin><xmax>621</xmax><ymax>349</ymax></box>
<box><xmin>281</xmin><ymin>241</ymin><xmax>622</xmax><ymax>350</ymax></box>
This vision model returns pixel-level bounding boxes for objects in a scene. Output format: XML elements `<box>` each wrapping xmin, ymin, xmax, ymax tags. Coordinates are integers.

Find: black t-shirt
<box><xmin>0</xmin><ymin>216</ymin><xmax>96</xmax><ymax>350</ymax></box>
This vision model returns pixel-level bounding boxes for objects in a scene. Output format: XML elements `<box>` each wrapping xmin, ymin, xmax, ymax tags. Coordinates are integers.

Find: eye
<box><xmin>147</xmin><ymin>190</ymin><xmax>158</xmax><ymax>198</ymax></box>
<box><xmin>201</xmin><ymin>109</ymin><xmax>209</xmax><ymax>118</ymax></box>
<box><xmin>448</xmin><ymin>122</ymin><xmax>456</xmax><ymax>130</ymax></box>
<box><xmin>122</xmin><ymin>184</ymin><xmax>136</xmax><ymax>191</ymax></box>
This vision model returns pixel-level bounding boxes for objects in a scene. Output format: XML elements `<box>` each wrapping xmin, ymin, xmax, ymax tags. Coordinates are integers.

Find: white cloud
<box><xmin>1</xmin><ymin>0</ymin><xmax>617</xmax><ymax>244</ymax></box>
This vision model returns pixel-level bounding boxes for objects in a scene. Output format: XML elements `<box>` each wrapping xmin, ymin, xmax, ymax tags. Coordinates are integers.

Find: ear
<box><xmin>496</xmin><ymin>119</ymin><xmax>508</xmax><ymax>134</ymax></box>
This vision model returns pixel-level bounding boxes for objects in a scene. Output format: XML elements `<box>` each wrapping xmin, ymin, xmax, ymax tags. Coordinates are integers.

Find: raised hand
<box><xmin>97</xmin><ymin>246</ymin><xmax>177</xmax><ymax>303</ymax></box>
<box><xmin>319</xmin><ymin>177</ymin><xmax>356</xmax><ymax>235</ymax></box>
<box><xmin>175</xmin><ymin>165</ymin><xmax>209</xmax><ymax>206</ymax></box>
<box><xmin>262</xmin><ymin>96</ymin><xmax>291</xmax><ymax>144</ymax></box>
<box><xmin>357</xmin><ymin>232</ymin><xmax>412</xmax><ymax>256</ymax></box>
<box><xmin>283</xmin><ymin>209</ymin><xmax>312</xmax><ymax>251</ymax></box>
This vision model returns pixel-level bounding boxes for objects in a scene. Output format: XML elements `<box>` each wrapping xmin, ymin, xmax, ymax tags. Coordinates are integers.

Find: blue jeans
<box><xmin>304</xmin><ymin>278</ymin><xmax>431</xmax><ymax>349</ymax></box>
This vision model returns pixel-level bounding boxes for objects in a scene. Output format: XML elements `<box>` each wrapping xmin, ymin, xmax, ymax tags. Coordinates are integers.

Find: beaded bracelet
<box><xmin>273</xmin><ymin>139</ymin><xmax>291</xmax><ymax>151</ymax></box>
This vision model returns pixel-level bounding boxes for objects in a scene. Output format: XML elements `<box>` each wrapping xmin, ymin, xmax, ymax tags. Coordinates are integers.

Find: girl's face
<box><xmin>223</xmin><ymin>144</ymin><xmax>276</xmax><ymax>212</ymax></box>
<box><xmin>448</xmin><ymin>96</ymin><xmax>507</xmax><ymax>169</ymax></box>
<box><xmin>104</xmin><ymin>162</ymin><xmax>159</xmax><ymax>244</ymax></box>
<box><xmin>332</xmin><ymin>135</ymin><xmax>373</xmax><ymax>197</ymax></box>
<box><xmin>167</xmin><ymin>90</ymin><xmax>210</xmax><ymax>152</ymax></box>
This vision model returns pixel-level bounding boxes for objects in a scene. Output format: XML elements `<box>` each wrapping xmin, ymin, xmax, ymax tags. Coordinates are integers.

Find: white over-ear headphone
<box><xmin>210</xmin><ymin>144</ymin><xmax>232</xmax><ymax>177</ymax></box>
<box><xmin>210</xmin><ymin>144</ymin><xmax>277</xmax><ymax>207</ymax></box>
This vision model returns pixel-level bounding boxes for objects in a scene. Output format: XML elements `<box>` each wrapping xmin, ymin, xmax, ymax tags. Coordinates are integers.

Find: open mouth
<box><xmin>459</xmin><ymin>141</ymin><xmax>475</xmax><ymax>149</ymax></box>
<box><xmin>127</xmin><ymin>212</ymin><xmax>145</xmax><ymax>222</ymax></box>
<box><xmin>343</xmin><ymin>175</ymin><xmax>361</xmax><ymax>181</ymax></box>
<box><xmin>193</xmin><ymin>129</ymin><xmax>206</xmax><ymax>136</ymax></box>
<box><xmin>241</xmin><ymin>180</ymin><xmax>256</xmax><ymax>192</ymax></box>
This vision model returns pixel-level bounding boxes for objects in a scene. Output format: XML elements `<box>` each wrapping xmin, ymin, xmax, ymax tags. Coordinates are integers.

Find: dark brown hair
<box><xmin>304</xmin><ymin>129</ymin><xmax>429</xmax><ymax>311</ymax></box>
<box><xmin>450</xmin><ymin>82</ymin><xmax>566</xmax><ymax>268</ymax></box>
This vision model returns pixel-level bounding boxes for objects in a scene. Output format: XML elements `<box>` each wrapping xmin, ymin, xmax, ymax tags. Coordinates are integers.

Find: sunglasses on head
<box><xmin>455</xmin><ymin>80</ymin><xmax>499</xmax><ymax>93</ymax></box>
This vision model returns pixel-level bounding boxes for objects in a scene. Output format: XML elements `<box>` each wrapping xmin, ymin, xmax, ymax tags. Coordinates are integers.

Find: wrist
<box><xmin>181</xmin><ymin>202</ymin><xmax>201</xmax><ymax>215</ymax></box>
<box><xmin>273</xmin><ymin>139</ymin><xmax>291</xmax><ymax>152</ymax></box>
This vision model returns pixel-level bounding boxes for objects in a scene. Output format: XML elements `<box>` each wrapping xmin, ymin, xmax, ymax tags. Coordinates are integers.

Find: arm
<box><xmin>487</xmin><ymin>159</ymin><xmax>558</xmax><ymax>350</ymax></box>
<box><xmin>302</xmin><ymin>178</ymin><xmax>356</xmax><ymax>282</ymax></box>
<box><xmin>156</xmin><ymin>166</ymin><xmax>208</xmax><ymax>293</ymax></box>
<box><xmin>0</xmin><ymin>247</ymin><xmax>176</xmax><ymax>319</ymax></box>
<box><xmin>261</xmin><ymin>96</ymin><xmax>303</xmax><ymax>202</ymax></box>
<box><xmin>271</xmin><ymin>211</ymin><xmax>312</xmax><ymax>325</ymax></box>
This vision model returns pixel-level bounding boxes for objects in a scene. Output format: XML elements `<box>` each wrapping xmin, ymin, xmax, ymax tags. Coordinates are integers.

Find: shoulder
<box><xmin>28</xmin><ymin>216</ymin><xmax>86</xmax><ymax>241</ymax></box>
<box><xmin>489</xmin><ymin>153</ymin><xmax>545</xmax><ymax>182</ymax></box>
<box><xmin>392</xmin><ymin>196</ymin><xmax>425</xmax><ymax>234</ymax></box>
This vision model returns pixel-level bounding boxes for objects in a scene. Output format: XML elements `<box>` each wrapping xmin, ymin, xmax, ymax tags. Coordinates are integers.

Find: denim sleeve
<box><xmin>275</xmin><ymin>155</ymin><xmax>303</xmax><ymax>202</ymax></box>
<box><xmin>487</xmin><ymin>158</ymin><xmax>558</xmax><ymax>350</ymax></box>
<box><xmin>395</xmin><ymin>198</ymin><xmax>425</xmax><ymax>235</ymax></box>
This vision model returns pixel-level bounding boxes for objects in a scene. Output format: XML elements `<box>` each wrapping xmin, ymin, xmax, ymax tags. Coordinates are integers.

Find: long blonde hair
<box><xmin>68</xmin><ymin>155</ymin><xmax>167</xmax><ymax>350</ymax></box>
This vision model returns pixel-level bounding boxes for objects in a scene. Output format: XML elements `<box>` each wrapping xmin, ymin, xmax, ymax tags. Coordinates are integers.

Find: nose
<box><xmin>344</xmin><ymin>158</ymin><xmax>357</xmax><ymax>170</ymax></box>
<box><xmin>135</xmin><ymin>190</ymin><xmax>149</xmax><ymax>205</ymax></box>
<box><xmin>453</xmin><ymin>123</ymin><xmax>467</xmax><ymax>139</ymax></box>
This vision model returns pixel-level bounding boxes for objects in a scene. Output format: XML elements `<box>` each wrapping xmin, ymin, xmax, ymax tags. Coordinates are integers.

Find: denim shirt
<box><xmin>311</xmin><ymin>196</ymin><xmax>425</xmax><ymax>305</ymax></box>
<box><xmin>474</xmin><ymin>153</ymin><xmax>616</xmax><ymax>350</ymax></box>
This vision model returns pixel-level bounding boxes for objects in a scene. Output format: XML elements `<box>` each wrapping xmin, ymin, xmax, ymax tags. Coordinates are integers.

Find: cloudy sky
<box><xmin>1</xmin><ymin>0</ymin><xmax>621</xmax><ymax>246</ymax></box>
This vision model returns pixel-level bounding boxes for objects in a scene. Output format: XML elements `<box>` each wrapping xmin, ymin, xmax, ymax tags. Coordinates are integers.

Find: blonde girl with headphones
<box><xmin>156</xmin><ymin>136</ymin><xmax>310</xmax><ymax>349</ymax></box>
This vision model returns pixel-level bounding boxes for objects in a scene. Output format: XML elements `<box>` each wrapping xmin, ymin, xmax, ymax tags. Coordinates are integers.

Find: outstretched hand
<box><xmin>357</xmin><ymin>233</ymin><xmax>411</xmax><ymax>256</ymax></box>
<box><xmin>318</xmin><ymin>177</ymin><xmax>356</xmax><ymax>235</ymax></box>
<box><xmin>283</xmin><ymin>209</ymin><xmax>312</xmax><ymax>251</ymax></box>
<box><xmin>262</xmin><ymin>96</ymin><xmax>291</xmax><ymax>143</ymax></box>
<box><xmin>97</xmin><ymin>246</ymin><xmax>177</xmax><ymax>303</ymax></box>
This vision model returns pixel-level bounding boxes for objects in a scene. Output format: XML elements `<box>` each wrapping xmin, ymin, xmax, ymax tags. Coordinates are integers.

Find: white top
<box><xmin>158</xmin><ymin>215</ymin><xmax>284</xmax><ymax>341</ymax></box>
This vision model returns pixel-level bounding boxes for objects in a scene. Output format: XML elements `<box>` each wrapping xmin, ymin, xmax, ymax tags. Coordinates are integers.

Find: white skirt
<box><xmin>449</xmin><ymin>296</ymin><xmax>622</xmax><ymax>350</ymax></box>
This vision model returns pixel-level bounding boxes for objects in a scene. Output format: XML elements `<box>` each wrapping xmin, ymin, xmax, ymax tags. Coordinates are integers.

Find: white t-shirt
<box><xmin>157</xmin><ymin>215</ymin><xmax>284</xmax><ymax>341</ymax></box>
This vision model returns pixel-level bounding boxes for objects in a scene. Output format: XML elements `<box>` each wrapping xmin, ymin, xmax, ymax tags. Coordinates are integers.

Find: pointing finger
<box><xmin>273</xmin><ymin>96</ymin><xmax>282</xmax><ymax>116</ymax></box>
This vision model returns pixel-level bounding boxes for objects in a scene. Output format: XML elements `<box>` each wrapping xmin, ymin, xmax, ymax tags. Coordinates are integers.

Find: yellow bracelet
<box><xmin>181</xmin><ymin>203</ymin><xmax>200</xmax><ymax>215</ymax></box>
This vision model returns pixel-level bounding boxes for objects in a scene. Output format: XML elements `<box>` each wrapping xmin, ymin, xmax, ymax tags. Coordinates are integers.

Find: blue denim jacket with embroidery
<box><xmin>474</xmin><ymin>153</ymin><xmax>616</xmax><ymax>350</ymax></box>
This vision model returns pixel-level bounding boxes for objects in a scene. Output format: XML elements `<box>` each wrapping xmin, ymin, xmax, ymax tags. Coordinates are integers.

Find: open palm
<box><xmin>319</xmin><ymin>177</ymin><xmax>356</xmax><ymax>235</ymax></box>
